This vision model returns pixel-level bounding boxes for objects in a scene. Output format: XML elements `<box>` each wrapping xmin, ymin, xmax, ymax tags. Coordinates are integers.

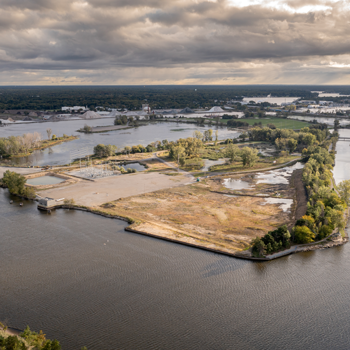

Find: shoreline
<box><xmin>38</xmin><ymin>203</ymin><xmax>348</xmax><ymax>262</ymax></box>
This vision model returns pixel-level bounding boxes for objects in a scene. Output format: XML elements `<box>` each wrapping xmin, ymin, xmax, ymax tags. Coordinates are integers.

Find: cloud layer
<box><xmin>0</xmin><ymin>0</ymin><xmax>350</xmax><ymax>84</ymax></box>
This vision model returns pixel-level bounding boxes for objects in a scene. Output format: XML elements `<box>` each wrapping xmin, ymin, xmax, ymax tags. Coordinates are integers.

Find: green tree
<box><xmin>225</xmin><ymin>144</ymin><xmax>240</xmax><ymax>163</ymax></box>
<box><xmin>240</xmin><ymin>147</ymin><xmax>259</xmax><ymax>167</ymax></box>
<box><xmin>2</xmin><ymin>170</ymin><xmax>35</xmax><ymax>198</ymax></box>
<box><xmin>203</xmin><ymin>129</ymin><xmax>213</xmax><ymax>142</ymax></box>
<box><xmin>337</xmin><ymin>180</ymin><xmax>350</xmax><ymax>206</ymax></box>
<box><xmin>82</xmin><ymin>124</ymin><xmax>92</xmax><ymax>133</ymax></box>
<box><xmin>251</xmin><ymin>237</ymin><xmax>266</xmax><ymax>257</ymax></box>
<box><xmin>192</xmin><ymin>130</ymin><xmax>203</xmax><ymax>140</ymax></box>
<box><xmin>293</xmin><ymin>226</ymin><xmax>315</xmax><ymax>244</ymax></box>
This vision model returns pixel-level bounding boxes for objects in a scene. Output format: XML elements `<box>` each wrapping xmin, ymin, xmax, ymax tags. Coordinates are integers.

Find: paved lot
<box><xmin>40</xmin><ymin>172</ymin><xmax>193</xmax><ymax>206</ymax></box>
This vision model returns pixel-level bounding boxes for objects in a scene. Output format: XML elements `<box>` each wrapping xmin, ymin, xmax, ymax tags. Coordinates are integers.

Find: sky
<box><xmin>1</xmin><ymin>0</ymin><xmax>350</xmax><ymax>85</ymax></box>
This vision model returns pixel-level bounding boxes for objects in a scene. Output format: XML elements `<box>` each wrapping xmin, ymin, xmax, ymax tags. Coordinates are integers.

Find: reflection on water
<box><xmin>27</xmin><ymin>176</ymin><xmax>64</xmax><ymax>186</ymax></box>
<box><xmin>0</xmin><ymin>126</ymin><xmax>349</xmax><ymax>350</ymax></box>
<box><xmin>333</xmin><ymin>129</ymin><xmax>350</xmax><ymax>184</ymax></box>
<box><xmin>4</xmin><ymin>121</ymin><xmax>240</xmax><ymax>167</ymax></box>
<box><xmin>2</xmin><ymin>186</ymin><xmax>350</xmax><ymax>350</ymax></box>
<box><xmin>256</xmin><ymin>162</ymin><xmax>304</xmax><ymax>185</ymax></box>
<box><xmin>222</xmin><ymin>178</ymin><xmax>252</xmax><ymax>190</ymax></box>
<box><xmin>261</xmin><ymin>197</ymin><xmax>293</xmax><ymax>212</ymax></box>
<box><xmin>120</xmin><ymin>162</ymin><xmax>146</xmax><ymax>172</ymax></box>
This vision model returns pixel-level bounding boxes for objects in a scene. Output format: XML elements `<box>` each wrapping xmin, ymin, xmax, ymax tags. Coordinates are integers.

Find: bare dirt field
<box><xmin>40</xmin><ymin>172</ymin><xmax>193</xmax><ymax>206</ymax></box>
<box><xmin>97</xmin><ymin>170</ymin><xmax>299</xmax><ymax>253</ymax></box>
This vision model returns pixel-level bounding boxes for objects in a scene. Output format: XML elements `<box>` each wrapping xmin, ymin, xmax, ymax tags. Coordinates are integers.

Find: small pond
<box><xmin>119</xmin><ymin>163</ymin><xmax>146</xmax><ymax>172</ymax></box>
<box><xmin>222</xmin><ymin>178</ymin><xmax>252</xmax><ymax>190</ymax></box>
<box><xmin>261</xmin><ymin>198</ymin><xmax>293</xmax><ymax>212</ymax></box>
<box><xmin>256</xmin><ymin>162</ymin><xmax>304</xmax><ymax>185</ymax></box>
<box><xmin>27</xmin><ymin>176</ymin><xmax>64</xmax><ymax>186</ymax></box>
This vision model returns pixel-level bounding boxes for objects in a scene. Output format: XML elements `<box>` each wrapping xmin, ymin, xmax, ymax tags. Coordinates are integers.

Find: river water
<box><xmin>0</xmin><ymin>119</ymin><xmax>239</xmax><ymax>166</ymax></box>
<box><xmin>0</xmin><ymin>131</ymin><xmax>350</xmax><ymax>350</ymax></box>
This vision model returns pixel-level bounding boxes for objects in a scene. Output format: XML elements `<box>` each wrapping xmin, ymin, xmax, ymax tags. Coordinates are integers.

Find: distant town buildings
<box><xmin>61</xmin><ymin>106</ymin><xmax>88</xmax><ymax>112</ymax></box>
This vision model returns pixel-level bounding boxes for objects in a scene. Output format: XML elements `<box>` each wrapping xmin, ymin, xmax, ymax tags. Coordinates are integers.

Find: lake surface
<box><xmin>1</xmin><ymin>120</ymin><xmax>240</xmax><ymax>166</ymax></box>
<box><xmin>288</xmin><ymin>115</ymin><xmax>350</xmax><ymax>126</ymax></box>
<box><xmin>0</xmin><ymin>132</ymin><xmax>350</xmax><ymax>350</ymax></box>
<box><xmin>242</xmin><ymin>97</ymin><xmax>299</xmax><ymax>105</ymax></box>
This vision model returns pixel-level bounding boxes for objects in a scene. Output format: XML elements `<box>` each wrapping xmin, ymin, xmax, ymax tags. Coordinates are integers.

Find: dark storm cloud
<box><xmin>0</xmin><ymin>0</ymin><xmax>349</xmax><ymax>83</ymax></box>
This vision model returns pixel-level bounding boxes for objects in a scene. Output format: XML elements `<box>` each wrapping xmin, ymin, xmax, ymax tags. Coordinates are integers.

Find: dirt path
<box><xmin>0</xmin><ymin>166</ymin><xmax>42</xmax><ymax>178</ymax></box>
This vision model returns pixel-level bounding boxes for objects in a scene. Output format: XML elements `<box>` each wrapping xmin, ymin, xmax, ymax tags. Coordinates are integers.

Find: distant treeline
<box><xmin>1</xmin><ymin>85</ymin><xmax>347</xmax><ymax>111</ymax></box>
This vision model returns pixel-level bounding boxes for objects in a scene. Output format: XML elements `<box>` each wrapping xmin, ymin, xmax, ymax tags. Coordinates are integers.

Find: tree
<box><xmin>83</xmin><ymin>124</ymin><xmax>92</xmax><ymax>133</ymax></box>
<box><xmin>46</xmin><ymin>128</ymin><xmax>52</xmax><ymax>140</ymax></box>
<box><xmin>240</xmin><ymin>147</ymin><xmax>259</xmax><ymax>167</ymax></box>
<box><xmin>293</xmin><ymin>226</ymin><xmax>315</xmax><ymax>244</ymax></box>
<box><xmin>287</xmin><ymin>139</ymin><xmax>298</xmax><ymax>153</ymax></box>
<box><xmin>2</xmin><ymin>170</ymin><xmax>35</xmax><ymax>198</ymax></box>
<box><xmin>93</xmin><ymin>144</ymin><xmax>117</xmax><ymax>158</ymax></box>
<box><xmin>225</xmin><ymin>144</ymin><xmax>240</xmax><ymax>163</ymax></box>
<box><xmin>203</xmin><ymin>129</ymin><xmax>213</xmax><ymax>142</ymax></box>
<box><xmin>239</xmin><ymin>133</ymin><xmax>248</xmax><ymax>142</ymax></box>
<box><xmin>171</xmin><ymin>146</ymin><xmax>186</xmax><ymax>167</ymax></box>
<box><xmin>124</xmin><ymin>146</ymin><xmax>131</xmax><ymax>155</ymax></box>
<box><xmin>193</xmin><ymin>130</ymin><xmax>203</xmax><ymax>140</ymax></box>
<box><xmin>337</xmin><ymin>180</ymin><xmax>350</xmax><ymax>206</ymax></box>
<box><xmin>251</xmin><ymin>237</ymin><xmax>266</xmax><ymax>257</ymax></box>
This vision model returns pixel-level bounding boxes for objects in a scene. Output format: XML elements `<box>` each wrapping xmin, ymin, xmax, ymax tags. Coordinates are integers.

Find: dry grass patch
<box><xmin>98</xmin><ymin>180</ymin><xmax>293</xmax><ymax>253</ymax></box>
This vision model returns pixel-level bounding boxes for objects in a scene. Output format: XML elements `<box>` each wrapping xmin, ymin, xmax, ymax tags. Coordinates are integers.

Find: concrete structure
<box><xmin>37</xmin><ymin>197</ymin><xmax>64</xmax><ymax>209</ymax></box>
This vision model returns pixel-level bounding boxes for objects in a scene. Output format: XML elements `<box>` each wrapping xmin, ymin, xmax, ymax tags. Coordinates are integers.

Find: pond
<box><xmin>222</xmin><ymin>178</ymin><xmax>252</xmax><ymax>190</ymax></box>
<box><xmin>26</xmin><ymin>176</ymin><xmax>64</xmax><ymax>186</ymax></box>
<box><xmin>261</xmin><ymin>197</ymin><xmax>293</xmax><ymax>212</ymax></box>
<box><xmin>119</xmin><ymin>162</ymin><xmax>146</xmax><ymax>172</ymax></box>
<box><xmin>256</xmin><ymin>162</ymin><xmax>304</xmax><ymax>185</ymax></box>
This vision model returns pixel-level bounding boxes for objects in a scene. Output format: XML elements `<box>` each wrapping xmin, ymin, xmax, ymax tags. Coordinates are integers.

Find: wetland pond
<box><xmin>26</xmin><ymin>176</ymin><xmax>64</xmax><ymax>186</ymax></box>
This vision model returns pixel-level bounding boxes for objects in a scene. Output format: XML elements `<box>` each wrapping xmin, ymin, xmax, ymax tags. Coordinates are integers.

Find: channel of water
<box><xmin>1</xmin><ymin>120</ymin><xmax>240</xmax><ymax>166</ymax></box>
<box><xmin>0</xmin><ymin>129</ymin><xmax>349</xmax><ymax>349</ymax></box>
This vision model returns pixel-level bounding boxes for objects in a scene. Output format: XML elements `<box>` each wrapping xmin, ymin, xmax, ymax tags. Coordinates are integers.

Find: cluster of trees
<box><xmin>93</xmin><ymin>144</ymin><xmax>117</xmax><ymax>158</ymax></box>
<box><xmin>299</xmin><ymin>136</ymin><xmax>346</xmax><ymax>242</ymax></box>
<box><xmin>227</xmin><ymin>120</ymin><xmax>249</xmax><ymax>128</ymax></box>
<box><xmin>252</xmin><ymin>225</ymin><xmax>291</xmax><ymax>256</ymax></box>
<box><xmin>252</xmin><ymin>131</ymin><xmax>347</xmax><ymax>257</ymax></box>
<box><xmin>225</xmin><ymin>144</ymin><xmax>259</xmax><ymax>167</ymax></box>
<box><xmin>1</xmin><ymin>170</ymin><xmax>35</xmax><ymax>199</ymax></box>
<box><xmin>18</xmin><ymin>326</ymin><xmax>61</xmax><ymax>350</ymax></box>
<box><xmin>0</xmin><ymin>324</ymin><xmax>64</xmax><ymax>350</ymax></box>
<box><xmin>114</xmin><ymin>115</ymin><xmax>128</xmax><ymax>125</ymax></box>
<box><xmin>248</xmin><ymin>126</ymin><xmax>328</xmax><ymax>153</ymax></box>
<box><xmin>0</xmin><ymin>86</ymin><xmax>319</xmax><ymax>111</ymax></box>
<box><xmin>169</xmin><ymin>137</ymin><xmax>204</xmax><ymax>166</ymax></box>
<box><xmin>0</xmin><ymin>132</ymin><xmax>42</xmax><ymax>156</ymax></box>
<box><xmin>222</xmin><ymin>114</ymin><xmax>239</xmax><ymax>120</ymax></box>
